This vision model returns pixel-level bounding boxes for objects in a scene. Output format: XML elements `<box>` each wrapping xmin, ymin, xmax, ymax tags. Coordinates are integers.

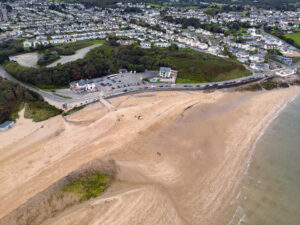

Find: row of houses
<box><xmin>23</xmin><ymin>33</ymin><xmax>107</xmax><ymax>47</ymax></box>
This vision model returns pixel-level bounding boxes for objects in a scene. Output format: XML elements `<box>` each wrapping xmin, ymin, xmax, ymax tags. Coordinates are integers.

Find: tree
<box><xmin>0</xmin><ymin>53</ymin><xmax>9</xmax><ymax>64</ymax></box>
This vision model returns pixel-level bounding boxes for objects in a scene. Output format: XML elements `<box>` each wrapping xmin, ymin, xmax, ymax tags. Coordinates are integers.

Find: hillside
<box><xmin>3</xmin><ymin>42</ymin><xmax>250</xmax><ymax>88</ymax></box>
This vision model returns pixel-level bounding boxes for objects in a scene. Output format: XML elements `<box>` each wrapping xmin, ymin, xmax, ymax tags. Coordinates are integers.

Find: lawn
<box><xmin>62</xmin><ymin>172</ymin><xmax>109</xmax><ymax>201</ymax></box>
<box><xmin>283</xmin><ymin>33</ymin><xmax>300</xmax><ymax>46</ymax></box>
<box><xmin>147</xmin><ymin>3</ymin><xmax>162</xmax><ymax>7</ymax></box>
<box><xmin>87</xmin><ymin>40</ymin><xmax>104</xmax><ymax>45</ymax></box>
<box><xmin>147</xmin><ymin>3</ymin><xmax>170</xmax><ymax>8</ymax></box>
<box><xmin>53</xmin><ymin>93</ymin><xmax>72</xmax><ymax>99</ymax></box>
<box><xmin>185</xmin><ymin>6</ymin><xmax>199</xmax><ymax>9</ymax></box>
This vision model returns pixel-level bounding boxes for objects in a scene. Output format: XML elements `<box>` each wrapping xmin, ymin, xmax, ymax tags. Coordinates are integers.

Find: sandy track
<box><xmin>0</xmin><ymin>88</ymin><xmax>299</xmax><ymax>225</ymax></box>
<box><xmin>46</xmin><ymin>44</ymin><xmax>101</xmax><ymax>68</ymax></box>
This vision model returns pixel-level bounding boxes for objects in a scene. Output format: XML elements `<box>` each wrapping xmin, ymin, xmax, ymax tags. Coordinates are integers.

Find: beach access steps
<box><xmin>100</xmin><ymin>98</ymin><xmax>115</xmax><ymax>110</ymax></box>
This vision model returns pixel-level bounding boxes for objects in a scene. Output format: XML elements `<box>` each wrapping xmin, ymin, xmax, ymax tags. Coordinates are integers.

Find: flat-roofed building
<box><xmin>0</xmin><ymin>121</ymin><xmax>15</xmax><ymax>131</ymax></box>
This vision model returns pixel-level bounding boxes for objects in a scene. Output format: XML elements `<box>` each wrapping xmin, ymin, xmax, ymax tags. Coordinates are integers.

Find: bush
<box><xmin>62</xmin><ymin>172</ymin><xmax>109</xmax><ymax>201</ymax></box>
<box><xmin>0</xmin><ymin>77</ymin><xmax>61</xmax><ymax>123</ymax></box>
<box><xmin>0</xmin><ymin>53</ymin><xmax>9</xmax><ymax>64</ymax></box>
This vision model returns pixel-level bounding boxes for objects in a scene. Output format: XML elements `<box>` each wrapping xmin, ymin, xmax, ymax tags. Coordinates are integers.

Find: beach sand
<box><xmin>0</xmin><ymin>88</ymin><xmax>299</xmax><ymax>225</ymax></box>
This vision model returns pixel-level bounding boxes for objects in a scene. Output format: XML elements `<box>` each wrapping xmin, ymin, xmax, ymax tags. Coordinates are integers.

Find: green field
<box><xmin>87</xmin><ymin>40</ymin><xmax>104</xmax><ymax>45</ymax></box>
<box><xmin>62</xmin><ymin>172</ymin><xmax>109</xmax><ymax>201</ymax></box>
<box><xmin>147</xmin><ymin>3</ymin><xmax>170</xmax><ymax>8</ymax></box>
<box><xmin>161</xmin><ymin>48</ymin><xmax>251</xmax><ymax>83</ymax></box>
<box><xmin>185</xmin><ymin>6</ymin><xmax>199</xmax><ymax>9</ymax></box>
<box><xmin>283</xmin><ymin>33</ymin><xmax>300</xmax><ymax>46</ymax></box>
<box><xmin>147</xmin><ymin>3</ymin><xmax>162</xmax><ymax>7</ymax></box>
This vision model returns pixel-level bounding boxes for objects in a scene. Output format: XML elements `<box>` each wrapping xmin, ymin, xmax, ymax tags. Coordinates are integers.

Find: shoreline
<box><xmin>246</xmin><ymin>88</ymin><xmax>300</xmax><ymax>175</ymax></box>
<box><xmin>0</xmin><ymin>88</ymin><xmax>299</xmax><ymax>225</ymax></box>
<box><xmin>220</xmin><ymin>87</ymin><xmax>300</xmax><ymax>225</ymax></box>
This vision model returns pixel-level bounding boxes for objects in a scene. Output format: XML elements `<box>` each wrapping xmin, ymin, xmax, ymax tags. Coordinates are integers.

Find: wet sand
<box><xmin>0</xmin><ymin>88</ymin><xmax>299</xmax><ymax>225</ymax></box>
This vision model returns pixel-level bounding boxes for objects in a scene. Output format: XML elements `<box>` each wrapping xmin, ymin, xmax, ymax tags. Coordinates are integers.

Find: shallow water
<box><xmin>223</xmin><ymin>94</ymin><xmax>300</xmax><ymax>225</ymax></box>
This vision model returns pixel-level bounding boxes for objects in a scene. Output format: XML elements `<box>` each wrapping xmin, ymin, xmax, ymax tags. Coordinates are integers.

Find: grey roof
<box><xmin>77</xmin><ymin>79</ymin><xmax>86</xmax><ymax>86</ymax></box>
<box><xmin>86</xmin><ymin>79</ymin><xmax>94</xmax><ymax>84</ymax></box>
<box><xmin>0</xmin><ymin>121</ymin><xmax>14</xmax><ymax>128</ymax></box>
<box><xmin>160</xmin><ymin>67</ymin><xmax>171</xmax><ymax>73</ymax></box>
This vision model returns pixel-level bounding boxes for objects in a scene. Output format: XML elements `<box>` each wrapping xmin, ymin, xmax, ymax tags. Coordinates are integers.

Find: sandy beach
<box><xmin>0</xmin><ymin>87</ymin><xmax>299</xmax><ymax>225</ymax></box>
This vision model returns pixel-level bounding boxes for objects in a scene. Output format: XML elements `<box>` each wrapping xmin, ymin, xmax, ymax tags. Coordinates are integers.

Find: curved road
<box><xmin>0</xmin><ymin>65</ymin><xmax>68</xmax><ymax>103</ymax></box>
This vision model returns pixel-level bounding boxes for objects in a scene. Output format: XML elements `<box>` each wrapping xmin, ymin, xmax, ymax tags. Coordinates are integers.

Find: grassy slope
<box><xmin>283</xmin><ymin>33</ymin><xmax>300</xmax><ymax>46</ymax></box>
<box><xmin>3</xmin><ymin>43</ymin><xmax>250</xmax><ymax>89</ymax></box>
<box><xmin>104</xmin><ymin>45</ymin><xmax>250</xmax><ymax>83</ymax></box>
<box><xmin>161</xmin><ymin>48</ymin><xmax>251</xmax><ymax>83</ymax></box>
<box><xmin>24</xmin><ymin>101</ymin><xmax>62</xmax><ymax>122</ymax></box>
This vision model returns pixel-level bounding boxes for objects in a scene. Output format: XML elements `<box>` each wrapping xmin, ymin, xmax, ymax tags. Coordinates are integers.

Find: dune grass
<box><xmin>63</xmin><ymin>105</ymin><xmax>85</xmax><ymax>116</ymax></box>
<box><xmin>24</xmin><ymin>101</ymin><xmax>62</xmax><ymax>122</ymax></box>
<box><xmin>62</xmin><ymin>172</ymin><xmax>109</xmax><ymax>201</ymax></box>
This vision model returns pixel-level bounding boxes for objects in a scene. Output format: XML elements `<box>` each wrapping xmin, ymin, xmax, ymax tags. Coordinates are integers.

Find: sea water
<box><xmin>223</xmin><ymin>94</ymin><xmax>300</xmax><ymax>225</ymax></box>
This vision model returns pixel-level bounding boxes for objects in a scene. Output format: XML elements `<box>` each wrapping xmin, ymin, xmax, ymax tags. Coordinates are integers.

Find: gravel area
<box><xmin>10</xmin><ymin>52</ymin><xmax>39</xmax><ymax>68</ymax></box>
<box><xmin>47</xmin><ymin>44</ymin><xmax>102</xmax><ymax>68</ymax></box>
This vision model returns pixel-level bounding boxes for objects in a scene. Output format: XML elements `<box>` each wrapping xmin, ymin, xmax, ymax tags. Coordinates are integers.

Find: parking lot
<box><xmin>53</xmin><ymin>71</ymin><xmax>270</xmax><ymax>108</ymax></box>
<box><xmin>93</xmin><ymin>72</ymin><xmax>151</xmax><ymax>97</ymax></box>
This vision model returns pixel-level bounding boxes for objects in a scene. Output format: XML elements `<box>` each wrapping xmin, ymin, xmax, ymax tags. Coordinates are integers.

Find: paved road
<box><xmin>0</xmin><ymin>65</ymin><xmax>68</xmax><ymax>103</ymax></box>
<box><xmin>0</xmin><ymin>64</ymin><xmax>278</xmax><ymax>106</ymax></box>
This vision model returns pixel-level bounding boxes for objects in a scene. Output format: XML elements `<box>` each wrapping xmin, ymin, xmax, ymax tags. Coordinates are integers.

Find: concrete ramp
<box><xmin>100</xmin><ymin>98</ymin><xmax>115</xmax><ymax>110</ymax></box>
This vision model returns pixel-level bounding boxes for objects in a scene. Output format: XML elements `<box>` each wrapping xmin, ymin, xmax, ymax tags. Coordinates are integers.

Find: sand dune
<box><xmin>0</xmin><ymin>88</ymin><xmax>298</xmax><ymax>225</ymax></box>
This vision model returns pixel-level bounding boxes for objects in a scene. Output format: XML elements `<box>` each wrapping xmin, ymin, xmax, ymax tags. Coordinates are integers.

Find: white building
<box><xmin>159</xmin><ymin>67</ymin><xmax>172</xmax><ymax>78</ymax></box>
<box><xmin>23</xmin><ymin>40</ymin><xmax>33</xmax><ymax>48</ymax></box>
<box><xmin>157</xmin><ymin>67</ymin><xmax>178</xmax><ymax>84</ymax></box>
<box><xmin>140</xmin><ymin>42</ymin><xmax>151</xmax><ymax>48</ymax></box>
<box><xmin>70</xmin><ymin>79</ymin><xmax>96</xmax><ymax>92</ymax></box>
<box><xmin>154</xmin><ymin>42</ymin><xmax>171</xmax><ymax>48</ymax></box>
